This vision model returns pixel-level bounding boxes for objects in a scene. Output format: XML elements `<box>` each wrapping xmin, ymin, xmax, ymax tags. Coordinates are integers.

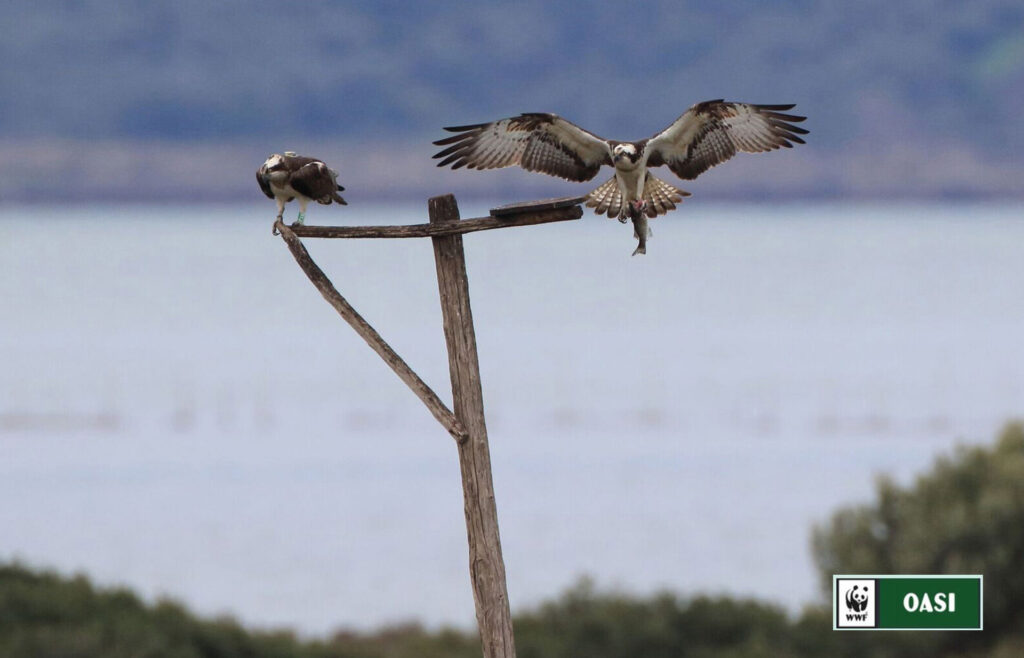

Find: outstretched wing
<box><xmin>646</xmin><ymin>100</ymin><xmax>807</xmax><ymax>180</ymax></box>
<box><xmin>290</xmin><ymin>161</ymin><xmax>339</xmax><ymax>201</ymax></box>
<box><xmin>433</xmin><ymin>113</ymin><xmax>612</xmax><ymax>182</ymax></box>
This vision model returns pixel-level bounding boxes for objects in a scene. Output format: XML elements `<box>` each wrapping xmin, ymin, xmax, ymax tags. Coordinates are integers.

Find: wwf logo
<box><xmin>835</xmin><ymin>578</ymin><xmax>876</xmax><ymax>628</ymax></box>
<box><xmin>845</xmin><ymin>585</ymin><xmax>869</xmax><ymax>613</ymax></box>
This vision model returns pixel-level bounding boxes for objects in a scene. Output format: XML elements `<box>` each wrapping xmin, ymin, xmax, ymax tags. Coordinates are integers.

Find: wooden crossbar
<box><xmin>286</xmin><ymin>198</ymin><xmax>584</xmax><ymax>239</ymax></box>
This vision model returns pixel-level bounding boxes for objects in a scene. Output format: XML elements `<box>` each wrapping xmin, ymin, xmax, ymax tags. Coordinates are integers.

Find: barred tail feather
<box><xmin>585</xmin><ymin>176</ymin><xmax>623</xmax><ymax>218</ymax></box>
<box><xmin>642</xmin><ymin>174</ymin><xmax>690</xmax><ymax>218</ymax></box>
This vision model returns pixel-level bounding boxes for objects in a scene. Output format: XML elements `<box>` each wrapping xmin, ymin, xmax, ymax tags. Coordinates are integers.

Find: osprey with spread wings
<box><xmin>433</xmin><ymin>100</ymin><xmax>807</xmax><ymax>255</ymax></box>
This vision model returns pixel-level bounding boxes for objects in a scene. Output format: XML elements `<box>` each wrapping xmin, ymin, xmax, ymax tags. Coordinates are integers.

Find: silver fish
<box><xmin>629</xmin><ymin>201</ymin><xmax>652</xmax><ymax>256</ymax></box>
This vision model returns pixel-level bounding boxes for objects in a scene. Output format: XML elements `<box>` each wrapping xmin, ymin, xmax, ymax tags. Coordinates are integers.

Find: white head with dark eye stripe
<box><xmin>612</xmin><ymin>143</ymin><xmax>640</xmax><ymax>166</ymax></box>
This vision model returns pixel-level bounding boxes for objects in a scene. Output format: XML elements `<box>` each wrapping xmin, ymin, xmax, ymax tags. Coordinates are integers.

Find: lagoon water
<box><xmin>1</xmin><ymin>202</ymin><xmax>1022</xmax><ymax>634</ymax></box>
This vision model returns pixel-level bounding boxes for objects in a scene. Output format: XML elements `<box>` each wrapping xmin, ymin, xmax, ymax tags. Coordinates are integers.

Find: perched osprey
<box><xmin>257</xmin><ymin>152</ymin><xmax>346</xmax><ymax>234</ymax></box>
<box><xmin>434</xmin><ymin>100</ymin><xmax>807</xmax><ymax>255</ymax></box>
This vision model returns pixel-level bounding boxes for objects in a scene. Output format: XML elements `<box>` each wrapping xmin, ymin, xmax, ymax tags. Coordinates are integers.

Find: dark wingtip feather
<box><xmin>773</xmin><ymin>121</ymin><xmax>808</xmax><ymax>134</ymax></box>
<box><xmin>437</xmin><ymin>153</ymin><xmax>462</xmax><ymax>167</ymax></box>
<box><xmin>433</xmin><ymin>132</ymin><xmax>476</xmax><ymax>146</ymax></box>
<box><xmin>756</xmin><ymin>103</ymin><xmax>797</xmax><ymax>111</ymax></box>
<box><xmin>443</xmin><ymin>123</ymin><xmax>486</xmax><ymax>132</ymax></box>
<box><xmin>433</xmin><ymin>142</ymin><xmax>466</xmax><ymax>158</ymax></box>
<box><xmin>770</xmin><ymin>119</ymin><xmax>809</xmax><ymax>141</ymax></box>
<box><xmin>765</xmin><ymin>112</ymin><xmax>807</xmax><ymax>124</ymax></box>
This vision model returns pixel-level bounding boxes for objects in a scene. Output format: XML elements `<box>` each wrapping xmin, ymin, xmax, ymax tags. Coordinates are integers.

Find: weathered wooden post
<box><xmin>428</xmin><ymin>194</ymin><xmax>515</xmax><ymax>658</ymax></box>
<box><xmin>274</xmin><ymin>194</ymin><xmax>584</xmax><ymax>658</ymax></box>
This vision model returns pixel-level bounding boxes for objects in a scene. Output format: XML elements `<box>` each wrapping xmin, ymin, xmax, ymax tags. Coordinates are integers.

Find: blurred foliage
<box><xmin>812</xmin><ymin>421</ymin><xmax>1024</xmax><ymax>657</ymax></box>
<box><xmin>514</xmin><ymin>579</ymin><xmax>797</xmax><ymax>658</ymax></box>
<box><xmin>2</xmin><ymin>422</ymin><xmax>1022</xmax><ymax>657</ymax></box>
<box><xmin>0</xmin><ymin>565</ymin><xmax>304</xmax><ymax>658</ymax></box>
<box><xmin>0</xmin><ymin>565</ymin><xmax>478</xmax><ymax>658</ymax></box>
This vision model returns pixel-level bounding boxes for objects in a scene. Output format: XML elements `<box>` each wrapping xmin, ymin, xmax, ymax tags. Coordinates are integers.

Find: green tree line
<box><xmin>3</xmin><ymin>423</ymin><xmax>1022</xmax><ymax>658</ymax></box>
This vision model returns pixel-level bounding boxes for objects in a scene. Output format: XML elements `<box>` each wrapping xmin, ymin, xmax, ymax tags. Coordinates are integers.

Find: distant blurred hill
<box><xmin>2</xmin><ymin>1</ymin><xmax>1023</xmax><ymax>202</ymax></box>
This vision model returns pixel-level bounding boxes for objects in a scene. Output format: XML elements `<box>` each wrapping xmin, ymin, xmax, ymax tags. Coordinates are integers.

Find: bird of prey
<box><xmin>433</xmin><ymin>100</ymin><xmax>807</xmax><ymax>255</ymax></box>
<box><xmin>257</xmin><ymin>152</ymin><xmax>347</xmax><ymax>234</ymax></box>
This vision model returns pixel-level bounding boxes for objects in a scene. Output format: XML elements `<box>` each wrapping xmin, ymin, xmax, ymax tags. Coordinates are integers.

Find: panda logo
<box><xmin>845</xmin><ymin>585</ymin><xmax>869</xmax><ymax>613</ymax></box>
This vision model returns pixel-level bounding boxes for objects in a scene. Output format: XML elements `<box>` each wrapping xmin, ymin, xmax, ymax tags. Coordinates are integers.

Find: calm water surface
<box><xmin>1</xmin><ymin>202</ymin><xmax>1022</xmax><ymax>633</ymax></box>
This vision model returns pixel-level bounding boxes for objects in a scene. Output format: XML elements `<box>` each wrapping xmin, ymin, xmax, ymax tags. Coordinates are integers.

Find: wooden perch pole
<box><xmin>275</xmin><ymin>220</ymin><xmax>467</xmax><ymax>443</ymax></box>
<box><xmin>275</xmin><ymin>195</ymin><xmax>584</xmax><ymax>658</ymax></box>
<box><xmin>429</xmin><ymin>194</ymin><xmax>516</xmax><ymax>658</ymax></box>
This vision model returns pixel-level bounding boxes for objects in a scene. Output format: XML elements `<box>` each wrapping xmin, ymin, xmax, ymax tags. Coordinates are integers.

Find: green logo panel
<box><xmin>877</xmin><ymin>577</ymin><xmax>982</xmax><ymax>629</ymax></box>
<box><xmin>834</xmin><ymin>575</ymin><xmax>983</xmax><ymax>631</ymax></box>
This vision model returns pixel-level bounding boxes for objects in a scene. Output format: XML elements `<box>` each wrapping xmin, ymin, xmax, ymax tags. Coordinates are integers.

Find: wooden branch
<box><xmin>275</xmin><ymin>220</ymin><xmax>468</xmax><ymax>443</ymax></box>
<box><xmin>287</xmin><ymin>205</ymin><xmax>582</xmax><ymax>239</ymax></box>
<box><xmin>489</xmin><ymin>195</ymin><xmax>587</xmax><ymax>217</ymax></box>
<box><xmin>429</xmin><ymin>195</ymin><xmax>516</xmax><ymax>658</ymax></box>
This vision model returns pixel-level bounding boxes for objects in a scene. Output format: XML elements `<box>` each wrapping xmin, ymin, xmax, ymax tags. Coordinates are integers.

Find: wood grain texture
<box><xmin>489</xmin><ymin>195</ymin><xmax>587</xmax><ymax>217</ymax></box>
<box><xmin>286</xmin><ymin>204</ymin><xmax>582</xmax><ymax>239</ymax></box>
<box><xmin>274</xmin><ymin>220</ymin><xmax>467</xmax><ymax>443</ymax></box>
<box><xmin>429</xmin><ymin>195</ymin><xmax>517</xmax><ymax>658</ymax></box>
